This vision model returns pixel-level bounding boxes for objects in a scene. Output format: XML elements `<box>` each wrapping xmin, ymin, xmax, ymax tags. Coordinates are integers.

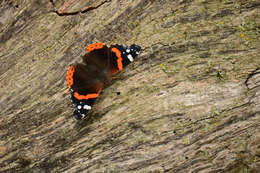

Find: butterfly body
<box><xmin>66</xmin><ymin>43</ymin><xmax>141</xmax><ymax>120</ymax></box>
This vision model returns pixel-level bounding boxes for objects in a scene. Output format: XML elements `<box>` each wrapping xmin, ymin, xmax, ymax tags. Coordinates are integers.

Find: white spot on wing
<box><xmin>136</xmin><ymin>51</ymin><xmax>140</xmax><ymax>54</ymax></box>
<box><xmin>126</xmin><ymin>49</ymin><xmax>130</xmax><ymax>53</ymax></box>
<box><xmin>77</xmin><ymin>105</ymin><xmax>82</xmax><ymax>109</ymax></box>
<box><xmin>127</xmin><ymin>54</ymin><xmax>134</xmax><ymax>62</ymax></box>
<box><xmin>83</xmin><ymin>105</ymin><xmax>91</xmax><ymax>110</ymax></box>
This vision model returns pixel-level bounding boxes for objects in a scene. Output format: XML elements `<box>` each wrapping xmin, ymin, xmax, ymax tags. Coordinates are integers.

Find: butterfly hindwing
<box><xmin>71</xmin><ymin>63</ymin><xmax>104</xmax><ymax>94</ymax></box>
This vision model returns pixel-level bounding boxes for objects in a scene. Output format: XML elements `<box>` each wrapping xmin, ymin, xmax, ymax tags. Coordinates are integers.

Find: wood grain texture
<box><xmin>0</xmin><ymin>0</ymin><xmax>259</xmax><ymax>172</ymax></box>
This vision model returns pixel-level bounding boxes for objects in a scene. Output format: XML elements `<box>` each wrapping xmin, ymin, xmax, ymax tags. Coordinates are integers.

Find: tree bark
<box><xmin>0</xmin><ymin>0</ymin><xmax>259</xmax><ymax>172</ymax></box>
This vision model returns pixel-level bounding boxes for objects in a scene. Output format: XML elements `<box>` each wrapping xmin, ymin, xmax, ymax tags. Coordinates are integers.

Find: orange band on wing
<box><xmin>74</xmin><ymin>92</ymin><xmax>99</xmax><ymax>100</ymax></box>
<box><xmin>73</xmin><ymin>83</ymin><xmax>103</xmax><ymax>100</ymax></box>
<box><xmin>85</xmin><ymin>42</ymin><xmax>105</xmax><ymax>53</ymax></box>
<box><xmin>111</xmin><ymin>47</ymin><xmax>123</xmax><ymax>71</ymax></box>
<box><xmin>66</xmin><ymin>65</ymin><xmax>75</xmax><ymax>88</ymax></box>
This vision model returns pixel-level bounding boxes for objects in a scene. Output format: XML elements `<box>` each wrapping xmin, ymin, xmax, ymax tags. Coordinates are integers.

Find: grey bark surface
<box><xmin>0</xmin><ymin>0</ymin><xmax>260</xmax><ymax>172</ymax></box>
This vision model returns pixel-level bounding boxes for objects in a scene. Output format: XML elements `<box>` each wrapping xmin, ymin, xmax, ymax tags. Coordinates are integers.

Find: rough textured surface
<box><xmin>0</xmin><ymin>0</ymin><xmax>260</xmax><ymax>172</ymax></box>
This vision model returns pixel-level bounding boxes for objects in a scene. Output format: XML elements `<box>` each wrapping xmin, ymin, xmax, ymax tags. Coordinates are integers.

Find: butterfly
<box><xmin>66</xmin><ymin>42</ymin><xmax>141</xmax><ymax>120</ymax></box>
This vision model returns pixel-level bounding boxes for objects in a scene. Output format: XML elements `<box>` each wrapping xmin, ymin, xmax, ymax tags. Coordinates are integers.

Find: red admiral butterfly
<box><xmin>66</xmin><ymin>42</ymin><xmax>141</xmax><ymax>120</ymax></box>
